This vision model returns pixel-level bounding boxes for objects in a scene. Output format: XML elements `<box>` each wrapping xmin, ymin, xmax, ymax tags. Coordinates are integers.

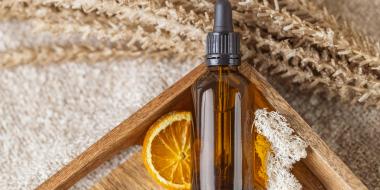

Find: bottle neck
<box><xmin>207</xmin><ymin>65</ymin><xmax>239</xmax><ymax>72</ymax></box>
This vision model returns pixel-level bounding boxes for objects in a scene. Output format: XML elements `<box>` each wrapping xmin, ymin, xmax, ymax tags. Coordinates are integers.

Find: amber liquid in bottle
<box><xmin>191</xmin><ymin>66</ymin><xmax>272</xmax><ymax>190</ymax></box>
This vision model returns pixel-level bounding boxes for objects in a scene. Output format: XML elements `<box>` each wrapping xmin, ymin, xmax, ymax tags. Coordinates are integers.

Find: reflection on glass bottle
<box><xmin>192</xmin><ymin>66</ymin><xmax>272</xmax><ymax>190</ymax></box>
<box><xmin>190</xmin><ymin>0</ymin><xmax>272</xmax><ymax>189</ymax></box>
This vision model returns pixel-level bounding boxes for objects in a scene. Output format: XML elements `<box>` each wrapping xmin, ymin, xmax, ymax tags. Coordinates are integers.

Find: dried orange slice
<box><xmin>142</xmin><ymin>111</ymin><xmax>192</xmax><ymax>190</ymax></box>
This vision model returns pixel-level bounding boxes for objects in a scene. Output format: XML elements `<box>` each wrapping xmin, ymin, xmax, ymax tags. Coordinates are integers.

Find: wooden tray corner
<box><xmin>37</xmin><ymin>63</ymin><xmax>367</xmax><ymax>190</ymax></box>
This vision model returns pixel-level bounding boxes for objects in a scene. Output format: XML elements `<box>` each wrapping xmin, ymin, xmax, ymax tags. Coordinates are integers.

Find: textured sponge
<box><xmin>254</xmin><ymin>109</ymin><xmax>308</xmax><ymax>190</ymax></box>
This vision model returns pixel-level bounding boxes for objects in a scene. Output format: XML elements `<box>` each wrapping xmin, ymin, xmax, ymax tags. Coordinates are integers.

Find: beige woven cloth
<box><xmin>0</xmin><ymin>0</ymin><xmax>378</xmax><ymax>189</ymax></box>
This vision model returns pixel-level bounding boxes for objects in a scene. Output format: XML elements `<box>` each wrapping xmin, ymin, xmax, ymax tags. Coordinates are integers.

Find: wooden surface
<box><xmin>38</xmin><ymin>63</ymin><xmax>366</xmax><ymax>190</ymax></box>
<box><xmin>292</xmin><ymin>160</ymin><xmax>326</xmax><ymax>190</ymax></box>
<box><xmin>91</xmin><ymin>150</ymin><xmax>325</xmax><ymax>190</ymax></box>
<box><xmin>91</xmin><ymin>152</ymin><xmax>163</xmax><ymax>190</ymax></box>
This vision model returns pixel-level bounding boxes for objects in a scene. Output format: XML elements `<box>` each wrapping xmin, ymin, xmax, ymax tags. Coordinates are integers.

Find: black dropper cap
<box><xmin>206</xmin><ymin>0</ymin><xmax>240</xmax><ymax>66</ymax></box>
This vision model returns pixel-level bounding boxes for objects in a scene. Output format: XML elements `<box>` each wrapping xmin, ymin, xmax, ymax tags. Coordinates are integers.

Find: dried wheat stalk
<box><xmin>0</xmin><ymin>42</ymin><xmax>200</xmax><ymax>68</ymax></box>
<box><xmin>230</xmin><ymin>1</ymin><xmax>380</xmax><ymax>105</ymax></box>
<box><xmin>251</xmin><ymin>29</ymin><xmax>380</xmax><ymax>104</ymax></box>
<box><xmin>275</xmin><ymin>0</ymin><xmax>379</xmax><ymax>53</ymax></box>
<box><xmin>0</xmin><ymin>0</ymin><xmax>379</xmax><ymax>106</ymax></box>
<box><xmin>0</xmin><ymin>20</ymin><xmax>203</xmax><ymax>67</ymax></box>
<box><xmin>0</xmin><ymin>1</ymin><xmax>204</xmax><ymax>66</ymax></box>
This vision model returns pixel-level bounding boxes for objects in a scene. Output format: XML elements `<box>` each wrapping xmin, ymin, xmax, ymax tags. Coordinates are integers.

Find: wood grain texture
<box><xmin>91</xmin><ymin>152</ymin><xmax>163</xmax><ymax>190</ymax></box>
<box><xmin>91</xmin><ymin>150</ymin><xmax>325</xmax><ymax>190</ymax></box>
<box><xmin>38</xmin><ymin>63</ymin><xmax>366</xmax><ymax>190</ymax></box>
<box><xmin>292</xmin><ymin>160</ymin><xmax>326</xmax><ymax>190</ymax></box>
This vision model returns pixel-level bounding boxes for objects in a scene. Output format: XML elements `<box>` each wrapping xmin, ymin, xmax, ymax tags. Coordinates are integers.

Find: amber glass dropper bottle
<box><xmin>191</xmin><ymin>0</ymin><xmax>271</xmax><ymax>189</ymax></box>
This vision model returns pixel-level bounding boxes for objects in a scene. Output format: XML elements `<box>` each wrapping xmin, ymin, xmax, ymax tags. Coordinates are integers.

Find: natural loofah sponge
<box><xmin>254</xmin><ymin>109</ymin><xmax>308</xmax><ymax>190</ymax></box>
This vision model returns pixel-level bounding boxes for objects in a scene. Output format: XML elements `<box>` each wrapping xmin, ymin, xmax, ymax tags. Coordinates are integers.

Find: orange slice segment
<box><xmin>142</xmin><ymin>111</ymin><xmax>192</xmax><ymax>190</ymax></box>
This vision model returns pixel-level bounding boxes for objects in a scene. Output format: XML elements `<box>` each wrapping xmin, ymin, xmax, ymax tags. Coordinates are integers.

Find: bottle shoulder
<box><xmin>193</xmin><ymin>68</ymin><xmax>250</xmax><ymax>91</ymax></box>
<box><xmin>192</xmin><ymin>66</ymin><xmax>274</xmax><ymax>110</ymax></box>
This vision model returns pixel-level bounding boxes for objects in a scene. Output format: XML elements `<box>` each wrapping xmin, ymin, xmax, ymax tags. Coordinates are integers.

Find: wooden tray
<box><xmin>37</xmin><ymin>63</ymin><xmax>367</xmax><ymax>190</ymax></box>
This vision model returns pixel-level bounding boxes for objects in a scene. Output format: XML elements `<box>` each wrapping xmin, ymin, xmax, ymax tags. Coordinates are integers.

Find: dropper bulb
<box><xmin>213</xmin><ymin>0</ymin><xmax>233</xmax><ymax>32</ymax></box>
<box><xmin>206</xmin><ymin>0</ymin><xmax>240</xmax><ymax>66</ymax></box>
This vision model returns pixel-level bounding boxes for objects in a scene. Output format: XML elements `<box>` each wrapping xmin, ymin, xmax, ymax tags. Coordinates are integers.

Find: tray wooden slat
<box><xmin>37</xmin><ymin>63</ymin><xmax>366</xmax><ymax>190</ymax></box>
<box><xmin>91</xmin><ymin>152</ymin><xmax>163</xmax><ymax>190</ymax></box>
<box><xmin>91</xmin><ymin>150</ymin><xmax>326</xmax><ymax>190</ymax></box>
